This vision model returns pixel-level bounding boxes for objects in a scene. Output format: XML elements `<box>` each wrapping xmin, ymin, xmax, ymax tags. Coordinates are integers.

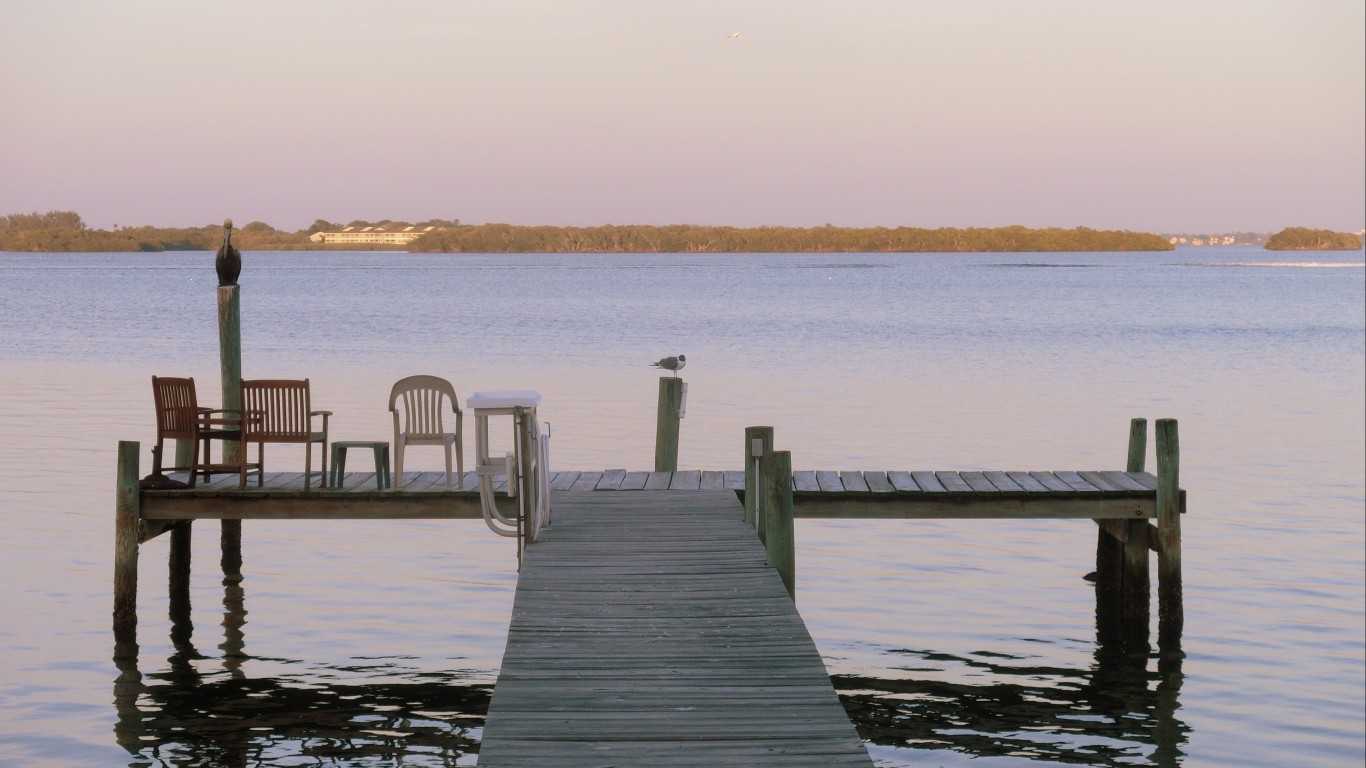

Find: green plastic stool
<box><xmin>329</xmin><ymin>441</ymin><xmax>391</xmax><ymax>489</ymax></box>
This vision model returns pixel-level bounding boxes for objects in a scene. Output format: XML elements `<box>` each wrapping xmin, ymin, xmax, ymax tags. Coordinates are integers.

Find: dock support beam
<box><xmin>761</xmin><ymin>449</ymin><xmax>795</xmax><ymax>599</ymax></box>
<box><xmin>114</xmin><ymin>441</ymin><xmax>141</xmax><ymax>657</ymax></box>
<box><xmin>654</xmin><ymin>377</ymin><xmax>684</xmax><ymax>472</ymax></box>
<box><xmin>743</xmin><ymin>426</ymin><xmax>773</xmax><ymax>527</ymax></box>
<box><xmin>1156</xmin><ymin>418</ymin><xmax>1183</xmax><ymax>651</ymax></box>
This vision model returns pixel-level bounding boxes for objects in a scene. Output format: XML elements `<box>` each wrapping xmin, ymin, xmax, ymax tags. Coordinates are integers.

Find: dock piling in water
<box><xmin>1096</xmin><ymin>418</ymin><xmax>1154</xmax><ymax>650</ymax></box>
<box><xmin>1156</xmin><ymin>418</ymin><xmax>1183</xmax><ymax>651</ymax></box>
<box><xmin>653</xmin><ymin>376</ymin><xmax>684</xmax><ymax>472</ymax></box>
<box><xmin>761</xmin><ymin>449</ymin><xmax>796</xmax><ymax>599</ymax></box>
<box><xmin>113</xmin><ymin>440</ymin><xmax>141</xmax><ymax>654</ymax></box>
<box><xmin>743</xmin><ymin>425</ymin><xmax>773</xmax><ymax>527</ymax></box>
<box><xmin>217</xmin><ymin>279</ymin><xmax>244</xmax><ymax>578</ymax></box>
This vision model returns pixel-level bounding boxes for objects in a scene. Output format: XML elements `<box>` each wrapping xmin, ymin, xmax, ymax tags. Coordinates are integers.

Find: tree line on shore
<box><xmin>408</xmin><ymin>223</ymin><xmax>1174</xmax><ymax>253</ymax></box>
<box><xmin>1263</xmin><ymin>227</ymin><xmax>1363</xmax><ymax>251</ymax></box>
<box><xmin>3</xmin><ymin>210</ymin><xmax>1359</xmax><ymax>253</ymax></box>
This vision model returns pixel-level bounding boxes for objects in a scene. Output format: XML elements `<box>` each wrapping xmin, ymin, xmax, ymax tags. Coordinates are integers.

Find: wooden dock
<box><xmin>114</xmin><ymin>416</ymin><xmax>1185</xmax><ymax>765</ymax></box>
<box><xmin>476</xmin><ymin>490</ymin><xmax>872</xmax><ymax>767</ymax></box>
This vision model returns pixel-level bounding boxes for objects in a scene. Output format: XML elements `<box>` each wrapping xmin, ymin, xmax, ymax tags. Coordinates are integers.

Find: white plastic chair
<box><xmin>389</xmin><ymin>375</ymin><xmax>463</xmax><ymax>488</ymax></box>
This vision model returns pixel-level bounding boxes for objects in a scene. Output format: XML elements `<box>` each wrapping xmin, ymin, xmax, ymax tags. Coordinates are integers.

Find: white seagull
<box><xmin>726</xmin><ymin>32</ymin><xmax>741</xmax><ymax>39</ymax></box>
<box><xmin>651</xmin><ymin>354</ymin><xmax>686</xmax><ymax>376</ymax></box>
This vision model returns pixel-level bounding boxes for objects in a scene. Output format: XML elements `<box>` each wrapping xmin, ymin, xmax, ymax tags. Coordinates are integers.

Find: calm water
<box><xmin>0</xmin><ymin>248</ymin><xmax>1362</xmax><ymax>767</ymax></box>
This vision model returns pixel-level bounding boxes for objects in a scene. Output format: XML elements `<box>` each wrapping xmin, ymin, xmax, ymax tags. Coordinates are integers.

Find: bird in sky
<box><xmin>651</xmin><ymin>355</ymin><xmax>686</xmax><ymax>376</ymax></box>
<box><xmin>726</xmin><ymin>32</ymin><xmax>741</xmax><ymax>39</ymax></box>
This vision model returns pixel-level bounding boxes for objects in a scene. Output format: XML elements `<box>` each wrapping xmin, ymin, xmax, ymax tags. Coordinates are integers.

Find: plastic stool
<box><xmin>330</xmin><ymin>441</ymin><xmax>391</xmax><ymax>489</ymax></box>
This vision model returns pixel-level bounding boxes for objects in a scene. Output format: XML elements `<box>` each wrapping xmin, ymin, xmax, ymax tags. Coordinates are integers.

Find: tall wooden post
<box><xmin>218</xmin><ymin>282</ymin><xmax>244</xmax><ymax>570</ymax></box>
<box><xmin>761</xmin><ymin>449</ymin><xmax>795</xmax><ymax>599</ymax></box>
<box><xmin>218</xmin><ymin>284</ymin><xmax>242</xmax><ymax>460</ymax></box>
<box><xmin>1121</xmin><ymin>419</ymin><xmax>1152</xmax><ymax>645</ymax></box>
<box><xmin>743</xmin><ymin>426</ymin><xmax>773</xmax><ymax>527</ymax></box>
<box><xmin>654</xmin><ymin>377</ymin><xmax>684</xmax><ymax>472</ymax></box>
<box><xmin>114</xmin><ymin>441</ymin><xmax>141</xmax><ymax>656</ymax></box>
<box><xmin>1156</xmin><ymin>418</ymin><xmax>1183</xmax><ymax>651</ymax></box>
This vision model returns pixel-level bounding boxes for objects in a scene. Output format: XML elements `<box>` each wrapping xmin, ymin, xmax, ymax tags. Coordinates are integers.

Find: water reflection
<box><xmin>113</xmin><ymin>555</ymin><xmax>489</xmax><ymax>767</ymax></box>
<box><xmin>835</xmin><ymin>645</ymin><xmax>1187</xmax><ymax>766</ymax></box>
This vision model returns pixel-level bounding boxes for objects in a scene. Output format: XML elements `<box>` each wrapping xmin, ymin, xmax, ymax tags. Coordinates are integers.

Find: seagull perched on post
<box><xmin>651</xmin><ymin>354</ymin><xmax>686</xmax><ymax>376</ymax></box>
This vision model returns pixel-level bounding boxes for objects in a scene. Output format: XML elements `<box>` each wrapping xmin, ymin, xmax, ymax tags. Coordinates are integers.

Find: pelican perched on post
<box><xmin>215</xmin><ymin>218</ymin><xmax>241</xmax><ymax>287</ymax></box>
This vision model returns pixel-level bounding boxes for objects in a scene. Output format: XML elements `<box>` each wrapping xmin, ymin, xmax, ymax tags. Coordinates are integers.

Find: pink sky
<box><xmin>4</xmin><ymin>0</ymin><xmax>1363</xmax><ymax>234</ymax></box>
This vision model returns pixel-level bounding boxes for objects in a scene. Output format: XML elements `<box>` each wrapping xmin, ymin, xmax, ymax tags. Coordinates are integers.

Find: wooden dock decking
<box><xmin>137</xmin><ymin>468</ymin><xmax>1171</xmax><ymax>522</ymax></box>
<box><xmin>476</xmin><ymin>490</ymin><xmax>873</xmax><ymax>767</ymax></box>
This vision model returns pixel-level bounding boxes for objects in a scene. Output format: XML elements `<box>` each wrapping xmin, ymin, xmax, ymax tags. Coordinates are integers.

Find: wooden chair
<box><xmin>240</xmin><ymin>379</ymin><xmax>331</xmax><ymax>490</ymax></box>
<box><xmin>151</xmin><ymin>375</ymin><xmax>250</xmax><ymax>488</ymax></box>
<box><xmin>389</xmin><ymin>375</ymin><xmax>463</xmax><ymax>489</ymax></box>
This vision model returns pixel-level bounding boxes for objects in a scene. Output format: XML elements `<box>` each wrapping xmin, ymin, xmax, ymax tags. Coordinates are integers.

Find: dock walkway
<box><xmin>476</xmin><ymin>490</ymin><xmax>872</xmax><ymax>767</ymax></box>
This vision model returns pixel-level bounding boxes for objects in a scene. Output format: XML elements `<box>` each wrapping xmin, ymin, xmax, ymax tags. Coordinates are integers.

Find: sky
<box><xmin>3</xmin><ymin>0</ymin><xmax>1363</xmax><ymax>234</ymax></box>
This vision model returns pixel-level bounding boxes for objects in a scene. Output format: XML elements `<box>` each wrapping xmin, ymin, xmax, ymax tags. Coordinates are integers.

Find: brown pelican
<box><xmin>215</xmin><ymin>218</ymin><xmax>241</xmax><ymax>286</ymax></box>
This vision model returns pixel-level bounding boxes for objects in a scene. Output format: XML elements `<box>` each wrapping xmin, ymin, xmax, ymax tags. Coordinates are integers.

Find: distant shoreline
<box><xmin>4</xmin><ymin>211</ymin><xmax>1362</xmax><ymax>253</ymax></box>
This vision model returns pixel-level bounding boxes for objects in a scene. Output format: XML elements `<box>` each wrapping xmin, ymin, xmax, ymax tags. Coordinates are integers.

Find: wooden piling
<box><xmin>217</xmin><ymin>285</ymin><xmax>242</xmax><ymax>460</ymax></box>
<box><xmin>217</xmin><ymin>283</ymin><xmax>244</xmax><ymax>566</ymax></box>
<box><xmin>761</xmin><ymin>449</ymin><xmax>795</xmax><ymax>599</ymax></box>
<box><xmin>743</xmin><ymin>426</ymin><xmax>774</xmax><ymax>527</ymax></box>
<box><xmin>653</xmin><ymin>377</ymin><xmax>684</xmax><ymax>472</ymax></box>
<box><xmin>113</xmin><ymin>441</ymin><xmax>141</xmax><ymax>653</ymax></box>
<box><xmin>1156</xmin><ymin>418</ymin><xmax>1183</xmax><ymax>651</ymax></box>
<box><xmin>1121</xmin><ymin>419</ymin><xmax>1152</xmax><ymax>645</ymax></box>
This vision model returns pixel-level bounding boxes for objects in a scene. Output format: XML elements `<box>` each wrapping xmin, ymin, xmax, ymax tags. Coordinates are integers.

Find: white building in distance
<box><xmin>309</xmin><ymin>225</ymin><xmax>436</xmax><ymax>245</ymax></box>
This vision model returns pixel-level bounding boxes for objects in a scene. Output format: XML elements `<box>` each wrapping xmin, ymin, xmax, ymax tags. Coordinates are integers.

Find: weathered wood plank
<box><xmin>669</xmin><ymin>470</ymin><xmax>702</xmax><ymax>490</ymax></box>
<box><xmin>960</xmin><ymin>471</ymin><xmax>999</xmax><ymax>493</ymax></box>
<box><xmin>1127</xmin><ymin>471</ymin><xmax>1158</xmax><ymax>490</ymax></box>
<box><xmin>1006</xmin><ymin>471</ymin><xmax>1050</xmax><ymax>492</ymax></box>
<box><xmin>814</xmin><ymin>471</ymin><xmax>842</xmax><ymax>492</ymax></box>
<box><xmin>723</xmin><ymin>470</ymin><xmax>746</xmax><ymax>490</ymax></box>
<box><xmin>1055</xmin><ymin>470</ymin><xmax>1101</xmax><ymax>493</ymax></box>
<box><xmin>597</xmin><ymin>469</ymin><xmax>627</xmax><ymax>490</ymax></box>
<box><xmin>910</xmin><ymin>471</ymin><xmax>946</xmax><ymax>492</ymax></box>
<box><xmin>1029</xmin><ymin>471</ymin><xmax>1074</xmax><ymax>492</ymax></box>
<box><xmin>792</xmin><ymin>471</ymin><xmax>820</xmax><ymax>492</ymax></box>
<box><xmin>935</xmin><ymin>471</ymin><xmax>974</xmax><ymax>493</ymax></box>
<box><xmin>700</xmin><ymin>470</ymin><xmax>726</xmax><ymax>490</ymax></box>
<box><xmin>983</xmin><ymin>471</ymin><xmax>1025</xmax><ymax>492</ymax></box>
<box><xmin>568</xmin><ymin>472</ymin><xmax>600</xmax><ymax>491</ymax></box>
<box><xmin>863</xmin><ymin>471</ymin><xmax>894</xmax><ymax>493</ymax></box>
<box><xmin>643</xmin><ymin>471</ymin><xmax>673</xmax><ymax>490</ymax></box>
<box><xmin>839</xmin><ymin>471</ymin><xmax>871</xmax><ymax>493</ymax></box>
<box><xmin>550</xmin><ymin>471</ymin><xmax>580</xmax><ymax>491</ymax></box>
<box><xmin>886</xmin><ymin>471</ymin><xmax>920</xmax><ymax>492</ymax></box>
<box><xmin>619</xmin><ymin>471</ymin><xmax>650</xmax><ymax>490</ymax></box>
<box><xmin>1099</xmin><ymin>470</ymin><xmax>1152</xmax><ymax>492</ymax></box>
<box><xmin>1079</xmin><ymin>470</ymin><xmax>1127</xmax><ymax>492</ymax></box>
